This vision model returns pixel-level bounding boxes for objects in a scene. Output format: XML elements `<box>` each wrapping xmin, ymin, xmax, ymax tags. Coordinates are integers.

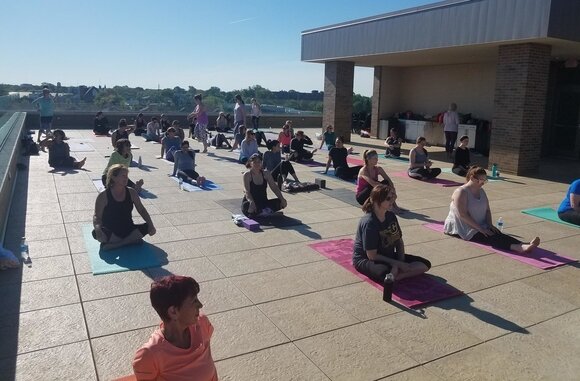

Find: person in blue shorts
<box><xmin>558</xmin><ymin>179</ymin><xmax>580</xmax><ymax>225</ymax></box>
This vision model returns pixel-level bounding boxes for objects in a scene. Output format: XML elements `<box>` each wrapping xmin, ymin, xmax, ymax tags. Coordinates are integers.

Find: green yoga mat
<box><xmin>82</xmin><ymin>225</ymin><xmax>165</xmax><ymax>274</ymax></box>
<box><xmin>521</xmin><ymin>207</ymin><xmax>578</xmax><ymax>228</ymax></box>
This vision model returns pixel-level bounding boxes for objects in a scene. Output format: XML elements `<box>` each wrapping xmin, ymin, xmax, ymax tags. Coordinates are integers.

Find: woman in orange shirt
<box><xmin>133</xmin><ymin>275</ymin><xmax>217</xmax><ymax>381</ymax></box>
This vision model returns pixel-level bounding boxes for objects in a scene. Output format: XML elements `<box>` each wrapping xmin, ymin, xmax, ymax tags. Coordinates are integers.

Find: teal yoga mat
<box><xmin>521</xmin><ymin>207</ymin><xmax>579</xmax><ymax>228</ymax></box>
<box><xmin>82</xmin><ymin>225</ymin><xmax>165</xmax><ymax>274</ymax></box>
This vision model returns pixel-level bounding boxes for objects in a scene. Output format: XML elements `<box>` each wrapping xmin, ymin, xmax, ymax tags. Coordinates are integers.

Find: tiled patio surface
<box><xmin>0</xmin><ymin>129</ymin><xmax>578</xmax><ymax>380</ymax></box>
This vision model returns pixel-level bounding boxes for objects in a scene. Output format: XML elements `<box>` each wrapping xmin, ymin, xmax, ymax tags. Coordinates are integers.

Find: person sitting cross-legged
<box><xmin>263</xmin><ymin>139</ymin><xmax>300</xmax><ymax>187</ymax></box>
<box><xmin>242</xmin><ymin>153</ymin><xmax>287</xmax><ymax>217</ymax></box>
<box><xmin>452</xmin><ymin>135</ymin><xmax>471</xmax><ymax>177</ymax></box>
<box><xmin>133</xmin><ymin>275</ymin><xmax>217</xmax><ymax>381</ymax></box>
<box><xmin>353</xmin><ymin>184</ymin><xmax>431</xmax><ymax>300</ymax></box>
<box><xmin>384</xmin><ymin>128</ymin><xmax>402</xmax><ymax>158</ymax></box>
<box><xmin>558</xmin><ymin>178</ymin><xmax>580</xmax><ymax>226</ymax></box>
<box><xmin>93</xmin><ymin>165</ymin><xmax>156</xmax><ymax>251</ymax></box>
<box><xmin>173</xmin><ymin>140</ymin><xmax>206</xmax><ymax>187</ymax></box>
<box><xmin>408</xmin><ymin>136</ymin><xmax>441</xmax><ymax>180</ymax></box>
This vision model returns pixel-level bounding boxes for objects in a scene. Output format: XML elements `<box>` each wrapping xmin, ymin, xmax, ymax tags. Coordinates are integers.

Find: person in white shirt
<box><xmin>144</xmin><ymin>117</ymin><xmax>161</xmax><ymax>142</ymax></box>
<box><xmin>251</xmin><ymin>98</ymin><xmax>261</xmax><ymax>130</ymax></box>
<box><xmin>443</xmin><ymin>103</ymin><xmax>459</xmax><ymax>158</ymax></box>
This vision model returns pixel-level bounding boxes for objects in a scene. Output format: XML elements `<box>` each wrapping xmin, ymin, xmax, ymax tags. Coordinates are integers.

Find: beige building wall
<box><xmin>400</xmin><ymin>63</ymin><xmax>497</xmax><ymax>119</ymax></box>
<box><xmin>379</xmin><ymin>62</ymin><xmax>497</xmax><ymax>120</ymax></box>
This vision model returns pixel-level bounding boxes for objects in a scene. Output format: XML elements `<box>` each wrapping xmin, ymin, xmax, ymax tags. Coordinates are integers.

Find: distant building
<box><xmin>302</xmin><ymin>0</ymin><xmax>580</xmax><ymax>175</ymax></box>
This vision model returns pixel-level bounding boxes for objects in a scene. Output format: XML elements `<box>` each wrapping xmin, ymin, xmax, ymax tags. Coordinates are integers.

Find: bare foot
<box><xmin>135</xmin><ymin>179</ymin><xmax>144</xmax><ymax>192</ymax></box>
<box><xmin>523</xmin><ymin>237</ymin><xmax>541</xmax><ymax>253</ymax></box>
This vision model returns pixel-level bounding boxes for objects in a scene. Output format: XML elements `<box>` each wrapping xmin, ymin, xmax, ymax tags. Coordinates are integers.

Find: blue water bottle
<box><xmin>491</xmin><ymin>163</ymin><xmax>497</xmax><ymax>178</ymax></box>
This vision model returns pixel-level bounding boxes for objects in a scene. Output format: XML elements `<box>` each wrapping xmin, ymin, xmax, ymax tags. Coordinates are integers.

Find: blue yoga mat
<box><xmin>170</xmin><ymin>176</ymin><xmax>222</xmax><ymax>191</ymax></box>
<box><xmin>82</xmin><ymin>225</ymin><xmax>165</xmax><ymax>275</ymax></box>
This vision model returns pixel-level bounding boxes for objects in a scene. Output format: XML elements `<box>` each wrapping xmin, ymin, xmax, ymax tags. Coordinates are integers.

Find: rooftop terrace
<box><xmin>0</xmin><ymin>127</ymin><xmax>579</xmax><ymax>380</ymax></box>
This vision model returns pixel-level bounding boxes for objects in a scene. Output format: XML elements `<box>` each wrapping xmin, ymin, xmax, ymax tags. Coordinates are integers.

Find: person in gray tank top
<box><xmin>444</xmin><ymin>167</ymin><xmax>540</xmax><ymax>253</ymax></box>
<box><xmin>408</xmin><ymin>137</ymin><xmax>441</xmax><ymax>180</ymax></box>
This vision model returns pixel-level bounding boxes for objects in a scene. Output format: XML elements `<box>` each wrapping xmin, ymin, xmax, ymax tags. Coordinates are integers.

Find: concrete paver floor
<box><xmin>0</xmin><ymin>129</ymin><xmax>579</xmax><ymax>381</ymax></box>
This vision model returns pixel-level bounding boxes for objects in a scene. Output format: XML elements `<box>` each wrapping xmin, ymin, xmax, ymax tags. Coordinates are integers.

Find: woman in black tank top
<box><xmin>242</xmin><ymin>153</ymin><xmax>287</xmax><ymax>217</ymax></box>
<box><xmin>93</xmin><ymin>164</ymin><xmax>156</xmax><ymax>250</ymax></box>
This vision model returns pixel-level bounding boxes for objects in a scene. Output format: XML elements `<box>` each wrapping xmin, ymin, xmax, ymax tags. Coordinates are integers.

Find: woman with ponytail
<box><xmin>353</xmin><ymin>184</ymin><xmax>431</xmax><ymax>300</ymax></box>
<box><xmin>356</xmin><ymin>149</ymin><xmax>404</xmax><ymax>213</ymax></box>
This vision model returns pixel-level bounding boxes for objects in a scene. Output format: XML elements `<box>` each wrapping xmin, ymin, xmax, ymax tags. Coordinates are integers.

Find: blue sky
<box><xmin>0</xmin><ymin>0</ymin><xmax>432</xmax><ymax>96</ymax></box>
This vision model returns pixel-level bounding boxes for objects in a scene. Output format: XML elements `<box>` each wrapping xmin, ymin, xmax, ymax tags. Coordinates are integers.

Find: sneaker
<box><xmin>383</xmin><ymin>273</ymin><xmax>395</xmax><ymax>302</ymax></box>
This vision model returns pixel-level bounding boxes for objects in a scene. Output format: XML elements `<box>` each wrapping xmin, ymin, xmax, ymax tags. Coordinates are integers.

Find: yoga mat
<box><xmin>384</xmin><ymin>155</ymin><xmax>409</xmax><ymax>162</ymax></box>
<box><xmin>68</xmin><ymin>142</ymin><xmax>95</xmax><ymax>152</ymax></box>
<box><xmin>314</xmin><ymin>170</ymin><xmax>357</xmax><ymax>184</ymax></box>
<box><xmin>346</xmin><ymin>156</ymin><xmax>365</xmax><ymax>166</ymax></box>
<box><xmin>82</xmin><ymin>225</ymin><xmax>164</xmax><ymax>275</ymax></box>
<box><xmin>297</xmin><ymin>159</ymin><xmax>327</xmax><ymax>167</ymax></box>
<box><xmin>521</xmin><ymin>207</ymin><xmax>579</xmax><ymax>228</ymax></box>
<box><xmin>309</xmin><ymin>239</ymin><xmax>463</xmax><ymax>308</ymax></box>
<box><xmin>216</xmin><ymin>199</ymin><xmax>299</xmax><ymax>228</ymax></box>
<box><xmin>319</xmin><ymin>188</ymin><xmax>361</xmax><ymax>207</ymax></box>
<box><xmin>391</xmin><ymin>171</ymin><xmax>463</xmax><ymax>187</ymax></box>
<box><xmin>170</xmin><ymin>176</ymin><xmax>223</xmax><ymax>191</ymax></box>
<box><xmin>422</xmin><ymin>222</ymin><xmax>577</xmax><ymax>269</ymax></box>
<box><xmin>92</xmin><ymin>179</ymin><xmax>105</xmax><ymax>193</ymax></box>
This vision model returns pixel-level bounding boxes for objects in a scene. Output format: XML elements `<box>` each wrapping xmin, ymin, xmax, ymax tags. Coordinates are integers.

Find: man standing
<box><xmin>33</xmin><ymin>87</ymin><xmax>55</xmax><ymax>142</ymax></box>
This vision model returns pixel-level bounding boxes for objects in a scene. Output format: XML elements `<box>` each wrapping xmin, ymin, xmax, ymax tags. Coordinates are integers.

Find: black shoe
<box><xmin>383</xmin><ymin>273</ymin><xmax>394</xmax><ymax>302</ymax></box>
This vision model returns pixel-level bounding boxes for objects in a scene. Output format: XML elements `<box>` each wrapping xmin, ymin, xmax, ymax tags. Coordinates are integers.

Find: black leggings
<box><xmin>335</xmin><ymin>165</ymin><xmax>362</xmax><ymax>181</ymax></box>
<box><xmin>408</xmin><ymin>167</ymin><xmax>441</xmax><ymax>180</ymax></box>
<box><xmin>452</xmin><ymin>165</ymin><xmax>468</xmax><ymax>177</ymax></box>
<box><xmin>386</xmin><ymin>147</ymin><xmax>401</xmax><ymax>157</ymax></box>
<box><xmin>101</xmin><ymin>175</ymin><xmax>136</xmax><ymax>188</ymax></box>
<box><xmin>92</xmin><ymin>222</ymin><xmax>149</xmax><ymax>241</ymax></box>
<box><xmin>241</xmin><ymin>197</ymin><xmax>282</xmax><ymax>217</ymax></box>
<box><xmin>354</xmin><ymin>254</ymin><xmax>431</xmax><ymax>284</ymax></box>
<box><xmin>445</xmin><ymin>131</ymin><xmax>457</xmax><ymax>154</ymax></box>
<box><xmin>271</xmin><ymin>161</ymin><xmax>296</xmax><ymax>180</ymax></box>
<box><xmin>356</xmin><ymin>179</ymin><xmax>390</xmax><ymax>205</ymax></box>
<box><xmin>469</xmin><ymin>232</ymin><xmax>522</xmax><ymax>251</ymax></box>
<box><xmin>558</xmin><ymin>210</ymin><xmax>580</xmax><ymax>226</ymax></box>
<box><xmin>177</xmin><ymin>169</ymin><xmax>199</xmax><ymax>181</ymax></box>
<box><xmin>291</xmin><ymin>150</ymin><xmax>313</xmax><ymax>162</ymax></box>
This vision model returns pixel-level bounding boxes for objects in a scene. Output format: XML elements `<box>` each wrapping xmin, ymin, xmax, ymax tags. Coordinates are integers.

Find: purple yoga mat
<box><xmin>308</xmin><ymin>239</ymin><xmax>463</xmax><ymax>308</ymax></box>
<box><xmin>391</xmin><ymin>171</ymin><xmax>463</xmax><ymax>187</ymax></box>
<box><xmin>422</xmin><ymin>222</ymin><xmax>577</xmax><ymax>269</ymax></box>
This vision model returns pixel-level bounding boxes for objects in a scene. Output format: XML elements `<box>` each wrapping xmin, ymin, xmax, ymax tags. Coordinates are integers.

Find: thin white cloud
<box><xmin>229</xmin><ymin>17</ymin><xmax>254</xmax><ymax>24</ymax></box>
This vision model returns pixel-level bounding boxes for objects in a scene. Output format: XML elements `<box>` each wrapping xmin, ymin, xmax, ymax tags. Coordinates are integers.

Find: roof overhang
<box><xmin>301</xmin><ymin>0</ymin><xmax>580</xmax><ymax>66</ymax></box>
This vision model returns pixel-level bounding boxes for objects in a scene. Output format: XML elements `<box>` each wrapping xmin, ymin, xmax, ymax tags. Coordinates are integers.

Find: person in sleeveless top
<box><xmin>93</xmin><ymin>165</ymin><xmax>156</xmax><ymax>251</ymax></box>
<box><xmin>356</xmin><ymin>149</ymin><xmax>404</xmax><ymax>213</ymax></box>
<box><xmin>134</xmin><ymin>113</ymin><xmax>147</xmax><ymax>136</ymax></box>
<box><xmin>444</xmin><ymin>166</ymin><xmax>540</xmax><ymax>253</ymax></box>
<box><xmin>324</xmin><ymin>136</ymin><xmax>358</xmax><ymax>180</ymax></box>
<box><xmin>353</xmin><ymin>184</ymin><xmax>431</xmax><ymax>295</ymax></box>
<box><xmin>241</xmin><ymin>153</ymin><xmax>287</xmax><ymax>217</ymax></box>
<box><xmin>111</xmin><ymin>119</ymin><xmax>134</xmax><ymax>148</ymax></box>
<box><xmin>133</xmin><ymin>275</ymin><xmax>217</xmax><ymax>381</ymax></box>
<box><xmin>102</xmin><ymin>138</ymin><xmax>144</xmax><ymax>192</ymax></box>
<box><xmin>278</xmin><ymin>123</ymin><xmax>292</xmax><ymax>153</ymax></box>
<box><xmin>408</xmin><ymin>136</ymin><xmax>441</xmax><ymax>180</ymax></box>
<box><xmin>452</xmin><ymin>135</ymin><xmax>471</xmax><ymax>177</ymax></box>
<box><xmin>40</xmin><ymin>129</ymin><xmax>87</xmax><ymax>169</ymax></box>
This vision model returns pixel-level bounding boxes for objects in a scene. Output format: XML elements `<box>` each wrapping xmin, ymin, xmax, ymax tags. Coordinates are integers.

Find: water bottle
<box><xmin>497</xmin><ymin>217</ymin><xmax>504</xmax><ymax>232</ymax></box>
<box><xmin>138</xmin><ymin>156</ymin><xmax>142</xmax><ymax>168</ymax></box>
<box><xmin>383</xmin><ymin>273</ymin><xmax>394</xmax><ymax>302</ymax></box>
<box><xmin>491</xmin><ymin>163</ymin><xmax>497</xmax><ymax>178</ymax></box>
<box><xmin>20</xmin><ymin>237</ymin><xmax>30</xmax><ymax>264</ymax></box>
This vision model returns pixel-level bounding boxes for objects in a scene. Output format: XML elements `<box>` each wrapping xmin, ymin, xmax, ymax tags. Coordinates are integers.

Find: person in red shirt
<box><xmin>133</xmin><ymin>275</ymin><xmax>217</xmax><ymax>381</ymax></box>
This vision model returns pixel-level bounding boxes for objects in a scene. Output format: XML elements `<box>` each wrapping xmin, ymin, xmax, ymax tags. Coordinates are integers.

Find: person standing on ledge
<box><xmin>558</xmin><ymin>178</ymin><xmax>580</xmax><ymax>225</ymax></box>
<box><xmin>33</xmin><ymin>87</ymin><xmax>55</xmax><ymax>143</ymax></box>
<box><xmin>188</xmin><ymin>94</ymin><xmax>209</xmax><ymax>153</ymax></box>
<box><xmin>443</xmin><ymin>102</ymin><xmax>460</xmax><ymax>158</ymax></box>
<box><xmin>93</xmin><ymin>164</ymin><xmax>156</xmax><ymax>250</ymax></box>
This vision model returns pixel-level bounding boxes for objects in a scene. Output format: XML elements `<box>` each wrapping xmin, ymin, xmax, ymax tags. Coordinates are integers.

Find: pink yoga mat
<box><xmin>390</xmin><ymin>171</ymin><xmax>463</xmax><ymax>187</ymax></box>
<box><xmin>422</xmin><ymin>222</ymin><xmax>577</xmax><ymax>269</ymax></box>
<box><xmin>347</xmin><ymin>156</ymin><xmax>365</xmax><ymax>166</ymax></box>
<box><xmin>309</xmin><ymin>239</ymin><xmax>463</xmax><ymax>308</ymax></box>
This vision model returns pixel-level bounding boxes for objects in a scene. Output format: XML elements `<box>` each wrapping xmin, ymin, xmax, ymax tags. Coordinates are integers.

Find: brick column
<box><xmin>370</xmin><ymin>66</ymin><xmax>382</xmax><ymax>138</ymax></box>
<box><xmin>489</xmin><ymin>43</ymin><xmax>551</xmax><ymax>175</ymax></box>
<box><xmin>323</xmin><ymin>61</ymin><xmax>354</xmax><ymax>142</ymax></box>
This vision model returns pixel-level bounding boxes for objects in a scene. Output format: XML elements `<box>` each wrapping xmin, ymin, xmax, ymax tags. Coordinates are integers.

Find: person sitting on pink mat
<box><xmin>444</xmin><ymin>166</ymin><xmax>540</xmax><ymax>252</ymax></box>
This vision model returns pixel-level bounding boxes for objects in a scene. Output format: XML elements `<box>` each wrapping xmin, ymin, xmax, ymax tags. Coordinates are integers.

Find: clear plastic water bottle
<box><xmin>138</xmin><ymin>156</ymin><xmax>142</xmax><ymax>168</ymax></box>
<box><xmin>497</xmin><ymin>217</ymin><xmax>504</xmax><ymax>232</ymax></box>
<box><xmin>20</xmin><ymin>237</ymin><xmax>30</xmax><ymax>264</ymax></box>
